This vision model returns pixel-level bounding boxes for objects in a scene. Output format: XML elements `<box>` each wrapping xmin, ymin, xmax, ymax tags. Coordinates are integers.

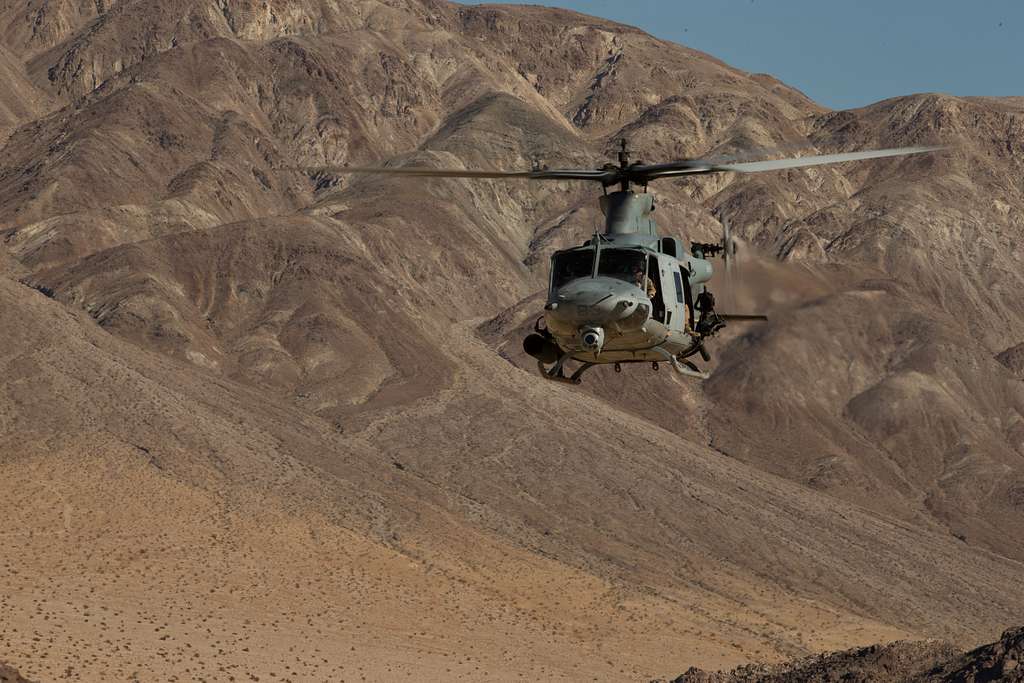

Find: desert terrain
<box><xmin>1</xmin><ymin>0</ymin><xmax>1023</xmax><ymax>680</ymax></box>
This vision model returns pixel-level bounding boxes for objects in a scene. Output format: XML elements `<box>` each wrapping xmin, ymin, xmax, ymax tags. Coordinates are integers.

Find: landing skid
<box><xmin>537</xmin><ymin>355</ymin><xmax>596</xmax><ymax>385</ymax></box>
<box><xmin>652</xmin><ymin>346</ymin><xmax>709</xmax><ymax>380</ymax></box>
<box><xmin>536</xmin><ymin>346</ymin><xmax>708</xmax><ymax>384</ymax></box>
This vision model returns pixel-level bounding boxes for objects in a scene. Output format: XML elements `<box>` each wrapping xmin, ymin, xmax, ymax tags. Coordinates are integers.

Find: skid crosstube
<box><xmin>536</xmin><ymin>346</ymin><xmax>708</xmax><ymax>384</ymax></box>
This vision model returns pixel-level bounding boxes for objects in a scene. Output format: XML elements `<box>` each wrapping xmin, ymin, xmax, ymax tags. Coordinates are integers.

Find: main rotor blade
<box><xmin>316</xmin><ymin>165</ymin><xmax>618</xmax><ymax>182</ymax></box>
<box><xmin>312</xmin><ymin>144</ymin><xmax>944</xmax><ymax>186</ymax></box>
<box><xmin>323</xmin><ymin>165</ymin><xmax>532</xmax><ymax>178</ymax></box>
<box><xmin>532</xmin><ymin>169</ymin><xmax>620</xmax><ymax>182</ymax></box>
<box><xmin>632</xmin><ymin>145</ymin><xmax>944</xmax><ymax>180</ymax></box>
<box><xmin>704</xmin><ymin>145</ymin><xmax>945</xmax><ymax>174</ymax></box>
<box><xmin>718</xmin><ymin>313</ymin><xmax>768</xmax><ymax>321</ymax></box>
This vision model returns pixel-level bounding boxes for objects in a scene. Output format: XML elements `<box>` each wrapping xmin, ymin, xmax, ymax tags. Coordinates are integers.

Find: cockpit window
<box><xmin>551</xmin><ymin>249</ymin><xmax>595</xmax><ymax>289</ymax></box>
<box><xmin>597</xmin><ymin>248</ymin><xmax>647</xmax><ymax>284</ymax></box>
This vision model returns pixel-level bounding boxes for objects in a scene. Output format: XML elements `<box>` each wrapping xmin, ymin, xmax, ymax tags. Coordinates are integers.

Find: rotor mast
<box><xmin>599</xmin><ymin>139</ymin><xmax>657</xmax><ymax>237</ymax></box>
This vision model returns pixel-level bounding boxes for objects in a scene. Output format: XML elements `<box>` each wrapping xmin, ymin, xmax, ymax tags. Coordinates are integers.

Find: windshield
<box><xmin>597</xmin><ymin>248</ymin><xmax>647</xmax><ymax>286</ymax></box>
<box><xmin>551</xmin><ymin>249</ymin><xmax>595</xmax><ymax>289</ymax></box>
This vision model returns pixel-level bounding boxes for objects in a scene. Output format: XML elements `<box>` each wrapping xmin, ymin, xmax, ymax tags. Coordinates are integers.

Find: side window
<box><xmin>672</xmin><ymin>270</ymin><xmax>685</xmax><ymax>304</ymax></box>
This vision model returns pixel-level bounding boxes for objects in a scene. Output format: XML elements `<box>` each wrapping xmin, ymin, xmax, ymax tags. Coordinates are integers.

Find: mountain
<box><xmin>1</xmin><ymin>0</ymin><xmax>1022</xmax><ymax>680</ymax></box>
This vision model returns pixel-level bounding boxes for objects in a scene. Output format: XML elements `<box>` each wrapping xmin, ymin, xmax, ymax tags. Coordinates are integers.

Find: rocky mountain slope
<box><xmin>1</xmin><ymin>0</ymin><xmax>1023</xmax><ymax>679</ymax></box>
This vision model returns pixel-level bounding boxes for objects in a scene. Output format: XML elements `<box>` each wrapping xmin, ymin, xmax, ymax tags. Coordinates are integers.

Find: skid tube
<box><xmin>652</xmin><ymin>345</ymin><xmax>709</xmax><ymax>380</ymax></box>
<box><xmin>536</xmin><ymin>355</ymin><xmax>596</xmax><ymax>385</ymax></box>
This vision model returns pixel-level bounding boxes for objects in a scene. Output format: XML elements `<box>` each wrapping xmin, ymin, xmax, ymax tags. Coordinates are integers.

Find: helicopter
<box><xmin>326</xmin><ymin>140</ymin><xmax>942</xmax><ymax>384</ymax></box>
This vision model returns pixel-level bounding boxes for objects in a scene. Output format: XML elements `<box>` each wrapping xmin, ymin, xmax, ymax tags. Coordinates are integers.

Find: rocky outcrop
<box><xmin>0</xmin><ymin>662</ymin><xmax>34</xmax><ymax>683</ymax></box>
<box><xmin>668</xmin><ymin>627</ymin><xmax>1024</xmax><ymax>682</ymax></box>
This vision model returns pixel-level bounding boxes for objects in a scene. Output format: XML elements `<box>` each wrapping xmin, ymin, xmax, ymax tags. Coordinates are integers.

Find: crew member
<box><xmin>632</xmin><ymin>263</ymin><xmax>657</xmax><ymax>299</ymax></box>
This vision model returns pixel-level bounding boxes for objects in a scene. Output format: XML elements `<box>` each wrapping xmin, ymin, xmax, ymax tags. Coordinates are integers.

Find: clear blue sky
<box><xmin>458</xmin><ymin>1</ymin><xmax>1022</xmax><ymax>110</ymax></box>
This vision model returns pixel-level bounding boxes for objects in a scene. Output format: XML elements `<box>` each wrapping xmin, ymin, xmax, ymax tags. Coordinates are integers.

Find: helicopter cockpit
<box><xmin>550</xmin><ymin>246</ymin><xmax>666</xmax><ymax>322</ymax></box>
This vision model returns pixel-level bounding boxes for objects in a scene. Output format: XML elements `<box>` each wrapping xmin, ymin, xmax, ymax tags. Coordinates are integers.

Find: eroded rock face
<box><xmin>1</xmin><ymin>0</ymin><xmax>1024</xmax><ymax>679</ymax></box>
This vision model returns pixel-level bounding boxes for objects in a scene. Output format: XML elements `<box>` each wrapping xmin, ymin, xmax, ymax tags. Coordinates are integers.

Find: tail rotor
<box><xmin>720</xmin><ymin>216</ymin><xmax>739</xmax><ymax>310</ymax></box>
<box><xmin>721</xmin><ymin>216</ymin><xmax>737</xmax><ymax>273</ymax></box>
<box><xmin>716</xmin><ymin>215</ymin><xmax>765</xmax><ymax>323</ymax></box>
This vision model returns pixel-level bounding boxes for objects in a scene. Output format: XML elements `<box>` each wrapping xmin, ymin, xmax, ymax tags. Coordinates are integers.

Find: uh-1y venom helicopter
<box><xmin>331</xmin><ymin>140</ymin><xmax>942</xmax><ymax>384</ymax></box>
